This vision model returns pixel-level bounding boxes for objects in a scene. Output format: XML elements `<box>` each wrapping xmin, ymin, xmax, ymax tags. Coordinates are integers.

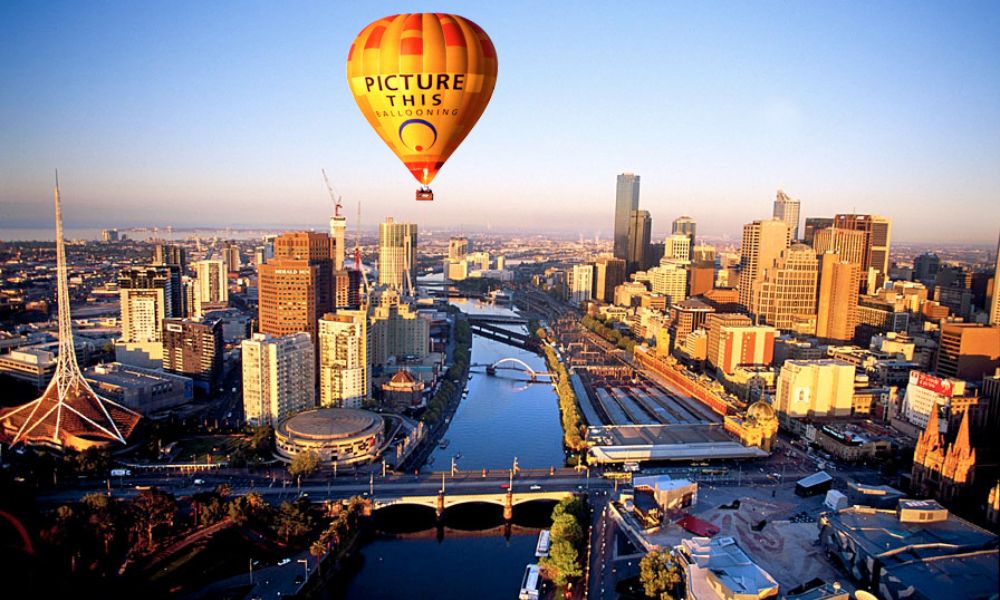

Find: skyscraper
<box><xmin>991</xmin><ymin>232</ymin><xmax>1000</xmax><ymax>326</ymax></box>
<box><xmin>241</xmin><ymin>332</ymin><xmax>315</xmax><ymax>426</ymax></box>
<box><xmin>258</xmin><ymin>231</ymin><xmax>335</xmax><ymax>345</ymax></box>
<box><xmin>119</xmin><ymin>266</ymin><xmax>178</xmax><ymax>344</ymax></box>
<box><xmin>162</xmin><ymin>317</ymin><xmax>223</xmax><ymax>392</ymax></box>
<box><xmin>153</xmin><ymin>243</ymin><xmax>187</xmax><ymax>273</ymax></box>
<box><xmin>649</xmin><ymin>261</ymin><xmax>688</xmax><ymax>306</ymax></box>
<box><xmin>369</xmin><ymin>289</ymin><xmax>429</xmax><ymax>366</ymax></box>
<box><xmin>738</xmin><ymin>219</ymin><xmax>791</xmax><ymax>312</ymax></box>
<box><xmin>832</xmin><ymin>214</ymin><xmax>892</xmax><ymax>280</ymax></box>
<box><xmin>379</xmin><ymin>217</ymin><xmax>418</xmax><ymax>292</ymax></box>
<box><xmin>772</xmin><ymin>189</ymin><xmax>801</xmax><ymax>241</ymax></box>
<box><xmin>318</xmin><ymin>311</ymin><xmax>370</xmax><ymax>409</ymax></box>
<box><xmin>752</xmin><ymin>244</ymin><xmax>819</xmax><ymax>333</ymax></box>
<box><xmin>594</xmin><ymin>256</ymin><xmax>626</xmax><ymax>303</ymax></box>
<box><xmin>448</xmin><ymin>236</ymin><xmax>469</xmax><ymax>261</ymax></box>
<box><xmin>802</xmin><ymin>217</ymin><xmax>833</xmax><ymax>247</ymax></box>
<box><xmin>330</xmin><ymin>214</ymin><xmax>347</xmax><ymax>271</ymax></box>
<box><xmin>626</xmin><ymin>209</ymin><xmax>651</xmax><ymax>275</ymax></box>
<box><xmin>614</xmin><ymin>172</ymin><xmax>640</xmax><ymax>260</ymax></box>
<box><xmin>569</xmin><ymin>263</ymin><xmax>595</xmax><ymax>306</ymax></box>
<box><xmin>194</xmin><ymin>258</ymin><xmax>228</xmax><ymax>315</ymax></box>
<box><xmin>816</xmin><ymin>252</ymin><xmax>861</xmax><ymax>342</ymax></box>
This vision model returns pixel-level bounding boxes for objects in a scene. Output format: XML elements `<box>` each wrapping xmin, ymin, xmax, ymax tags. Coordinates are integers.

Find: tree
<box><xmin>550</xmin><ymin>513</ymin><xmax>584</xmax><ymax>547</ymax></box>
<box><xmin>639</xmin><ymin>549</ymin><xmax>683</xmax><ymax>600</ymax></box>
<box><xmin>275</xmin><ymin>500</ymin><xmax>312</xmax><ymax>544</ymax></box>
<box><xmin>310</xmin><ymin>539</ymin><xmax>327</xmax><ymax>575</ymax></box>
<box><xmin>81</xmin><ymin>492</ymin><xmax>117</xmax><ymax>556</ymax></box>
<box><xmin>228</xmin><ymin>492</ymin><xmax>267</xmax><ymax>525</ymax></box>
<box><xmin>131</xmin><ymin>488</ymin><xmax>177</xmax><ymax>549</ymax></box>
<box><xmin>540</xmin><ymin>539</ymin><xmax>582</xmax><ymax>587</ymax></box>
<box><xmin>289</xmin><ymin>451</ymin><xmax>320</xmax><ymax>482</ymax></box>
<box><xmin>552</xmin><ymin>496</ymin><xmax>588</xmax><ymax>526</ymax></box>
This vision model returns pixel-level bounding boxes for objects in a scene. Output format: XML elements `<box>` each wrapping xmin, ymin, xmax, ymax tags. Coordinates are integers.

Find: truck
<box><xmin>110</xmin><ymin>468</ymin><xmax>132</xmax><ymax>477</ymax></box>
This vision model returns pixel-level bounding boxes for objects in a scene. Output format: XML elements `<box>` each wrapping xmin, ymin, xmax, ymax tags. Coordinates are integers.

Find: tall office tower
<box><xmin>832</xmin><ymin>214</ymin><xmax>892</xmax><ymax>279</ymax></box>
<box><xmin>664</xmin><ymin>234</ymin><xmax>692</xmax><ymax>263</ymax></box>
<box><xmin>274</xmin><ymin>231</ymin><xmax>335</xmax><ymax>315</ymax></box>
<box><xmin>119</xmin><ymin>266</ymin><xmax>178</xmax><ymax>343</ymax></box>
<box><xmin>568</xmin><ymin>263</ymin><xmax>595</xmax><ymax>306</ymax></box>
<box><xmin>738</xmin><ymin>219</ymin><xmax>791</xmax><ymax>312</ymax></box>
<box><xmin>330</xmin><ymin>214</ymin><xmax>347</xmax><ymax>271</ymax></box>
<box><xmin>802</xmin><ymin>217</ymin><xmax>833</xmax><ymax>247</ymax></box>
<box><xmin>672</xmin><ymin>216</ymin><xmax>697</xmax><ymax>258</ymax></box>
<box><xmin>379</xmin><ymin>217</ymin><xmax>418</xmax><ymax>292</ymax></box>
<box><xmin>258</xmin><ymin>258</ymin><xmax>319</xmax><ymax>341</ymax></box>
<box><xmin>935</xmin><ymin>323</ymin><xmax>1000</xmax><ymax>381</ymax></box>
<box><xmin>772</xmin><ymin>188</ymin><xmax>801</xmax><ymax>241</ymax></box>
<box><xmin>813</xmin><ymin>227</ymin><xmax>867</xmax><ymax>268</ymax></box>
<box><xmin>626</xmin><ymin>209</ymin><xmax>651</xmax><ymax>275</ymax></box>
<box><xmin>335</xmin><ymin>269</ymin><xmax>363</xmax><ymax>310</ymax></box>
<box><xmin>223</xmin><ymin>243</ymin><xmax>241</xmax><ymax>273</ymax></box>
<box><xmin>153</xmin><ymin>243</ymin><xmax>187</xmax><ymax>273</ymax></box>
<box><xmin>594</xmin><ymin>256</ymin><xmax>626</xmax><ymax>303</ymax></box>
<box><xmin>241</xmin><ymin>332</ymin><xmax>314</xmax><ymax>427</ymax></box>
<box><xmin>913</xmin><ymin>252</ymin><xmax>941</xmax><ymax>284</ymax></box>
<box><xmin>318</xmin><ymin>311</ymin><xmax>370</xmax><ymax>409</ymax></box>
<box><xmin>448</xmin><ymin>236</ymin><xmax>469</xmax><ymax>261</ymax></box>
<box><xmin>991</xmin><ymin>232</ymin><xmax>1000</xmax><ymax>326</ymax></box>
<box><xmin>369</xmin><ymin>289</ymin><xmax>429</xmax><ymax>366</ymax></box>
<box><xmin>162</xmin><ymin>317</ymin><xmax>223</xmax><ymax>392</ymax></box>
<box><xmin>752</xmin><ymin>244</ymin><xmax>819</xmax><ymax>333</ymax></box>
<box><xmin>650</xmin><ymin>262</ymin><xmax>688</xmax><ymax>306</ymax></box>
<box><xmin>614</xmin><ymin>172</ymin><xmax>640</xmax><ymax>259</ymax></box>
<box><xmin>816</xmin><ymin>252</ymin><xmax>861</xmax><ymax>342</ymax></box>
<box><xmin>194</xmin><ymin>258</ymin><xmax>228</xmax><ymax>315</ymax></box>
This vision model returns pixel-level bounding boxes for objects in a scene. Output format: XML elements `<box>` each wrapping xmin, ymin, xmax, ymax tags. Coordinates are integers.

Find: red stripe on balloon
<box><xmin>365</xmin><ymin>26</ymin><xmax>386</xmax><ymax>49</ymax></box>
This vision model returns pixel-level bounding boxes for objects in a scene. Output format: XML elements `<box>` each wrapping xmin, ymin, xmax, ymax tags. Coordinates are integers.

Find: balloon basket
<box><xmin>416</xmin><ymin>187</ymin><xmax>434</xmax><ymax>201</ymax></box>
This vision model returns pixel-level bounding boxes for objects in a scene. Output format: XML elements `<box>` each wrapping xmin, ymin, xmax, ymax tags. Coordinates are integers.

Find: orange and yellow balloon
<box><xmin>346</xmin><ymin>13</ymin><xmax>498</xmax><ymax>190</ymax></box>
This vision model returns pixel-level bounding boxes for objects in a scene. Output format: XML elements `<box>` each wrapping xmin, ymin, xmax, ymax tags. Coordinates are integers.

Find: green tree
<box><xmin>310</xmin><ymin>539</ymin><xmax>327</xmax><ymax>575</ymax></box>
<box><xmin>130</xmin><ymin>488</ymin><xmax>177</xmax><ymax>549</ymax></box>
<box><xmin>228</xmin><ymin>492</ymin><xmax>267</xmax><ymax>525</ymax></box>
<box><xmin>540</xmin><ymin>539</ymin><xmax>582</xmax><ymax>587</ymax></box>
<box><xmin>552</xmin><ymin>496</ymin><xmax>589</xmax><ymax>525</ymax></box>
<box><xmin>275</xmin><ymin>500</ymin><xmax>313</xmax><ymax>544</ymax></box>
<box><xmin>639</xmin><ymin>549</ymin><xmax>683</xmax><ymax>600</ymax></box>
<box><xmin>289</xmin><ymin>450</ymin><xmax>320</xmax><ymax>482</ymax></box>
<box><xmin>551</xmin><ymin>513</ymin><xmax>584</xmax><ymax>547</ymax></box>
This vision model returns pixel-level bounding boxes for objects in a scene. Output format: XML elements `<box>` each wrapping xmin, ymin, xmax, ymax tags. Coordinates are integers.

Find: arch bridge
<box><xmin>472</xmin><ymin>357</ymin><xmax>554</xmax><ymax>382</ymax></box>
<box><xmin>373</xmin><ymin>489</ymin><xmax>571</xmax><ymax>519</ymax></box>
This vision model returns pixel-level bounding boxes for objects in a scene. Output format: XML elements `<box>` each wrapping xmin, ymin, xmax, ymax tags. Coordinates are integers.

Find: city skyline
<box><xmin>2</xmin><ymin>2</ymin><xmax>999</xmax><ymax>242</ymax></box>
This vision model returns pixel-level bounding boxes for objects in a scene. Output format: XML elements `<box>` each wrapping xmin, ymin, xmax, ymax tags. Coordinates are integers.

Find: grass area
<box><xmin>172</xmin><ymin>435</ymin><xmax>245</xmax><ymax>463</ymax></box>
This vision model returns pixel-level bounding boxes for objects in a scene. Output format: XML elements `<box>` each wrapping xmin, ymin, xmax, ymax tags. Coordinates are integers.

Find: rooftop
<box><xmin>679</xmin><ymin>536</ymin><xmax>779</xmax><ymax>599</ymax></box>
<box><xmin>278</xmin><ymin>407</ymin><xmax>382</xmax><ymax>440</ymax></box>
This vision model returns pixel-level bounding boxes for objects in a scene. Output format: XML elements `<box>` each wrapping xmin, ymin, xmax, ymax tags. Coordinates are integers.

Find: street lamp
<box><xmin>297</xmin><ymin>558</ymin><xmax>308</xmax><ymax>582</ymax></box>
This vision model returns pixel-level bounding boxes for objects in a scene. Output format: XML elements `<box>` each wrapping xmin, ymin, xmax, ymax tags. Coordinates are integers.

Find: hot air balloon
<box><xmin>346</xmin><ymin>13</ymin><xmax>498</xmax><ymax>201</ymax></box>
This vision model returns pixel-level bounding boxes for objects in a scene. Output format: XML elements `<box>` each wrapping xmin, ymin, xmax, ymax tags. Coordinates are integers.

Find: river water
<box><xmin>337</xmin><ymin>298</ymin><xmax>565</xmax><ymax>599</ymax></box>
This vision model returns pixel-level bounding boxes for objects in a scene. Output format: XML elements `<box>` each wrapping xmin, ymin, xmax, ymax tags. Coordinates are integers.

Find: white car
<box><xmin>529</xmin><ymin>485</ymin><xmax>542</xmax><ymax>491</ymax></box>
<box><xmin>277</xmin><ymin>558</ymin><xmax>291</xmax><ymax>566</ymax></box>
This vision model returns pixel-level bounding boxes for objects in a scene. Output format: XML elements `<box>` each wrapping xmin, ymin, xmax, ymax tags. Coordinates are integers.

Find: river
<box><xmin>336</xmin><ymin>298</ymin><xmax>565</xmax><ymax>599</ymax></box>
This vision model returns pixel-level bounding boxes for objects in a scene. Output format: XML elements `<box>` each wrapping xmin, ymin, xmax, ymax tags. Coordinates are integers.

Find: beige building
<box><xmin>378</xmin><ymin>217</ymin><xmax>417</xmax><ymax>291</ymax></box>
<box><xmin>194</xmin><ymin>258</ymin><xmax>228</xmax><ymax>315</ymax></box>
<box><xmin>318</xmin><ymin>311</ymin><xmax>370</xmax><ymax>409</ymax></box>
<box><xmin>569</xmin><ymin>263</ymin><xmax>594</xmax><ymax>306</ymax></box>
<box><xmin>752</xmin><ymin>244</ymin><xmax>818</xmax><ymax>334</ymax></box>
<box><xmin>816</xmin><ymin>251</ymin><xmax>860</xmax><ymax>341</ymax></box>
<box><xmin>775</xmin><ymin>359</ymin><xmax>855</xmax><ymax>418</ymax></box>
<box><xmin>649</xmin><ymin>261</ymin><xmax>688</xmax><ymax>306</ymax></box>
<box><xmin>370</xmin><ymin>289</ymin><xmax>429</xmax><ymax>366</ymax></box>
<box><xmin>242</xmin><ymin>332</ymin><xmax>314</xmax><ymax>426</ymax></box>
<box><xmin>738</xmin><ymin>218</ymin><xmax>790</xmax><ymax>312</ymax></box>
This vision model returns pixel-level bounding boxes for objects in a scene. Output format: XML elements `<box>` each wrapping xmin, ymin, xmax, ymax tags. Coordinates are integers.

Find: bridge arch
<box><xmin>491</xmin><ymin>357</ymin><xmax>537</xmax><ymax>377</ymax></box>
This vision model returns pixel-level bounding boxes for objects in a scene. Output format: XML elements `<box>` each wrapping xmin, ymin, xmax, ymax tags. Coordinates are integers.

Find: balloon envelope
<box><xmin>346</xmin><ymin>13</ymin><xmax>498</xmax><ymax>186</ymax></box>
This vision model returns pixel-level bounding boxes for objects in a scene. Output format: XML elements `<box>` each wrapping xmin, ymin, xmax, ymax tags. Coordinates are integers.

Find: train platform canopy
<box><xmin>586</xmin><ymin>424</ymin><xmax>768</xmax><ymax>464</ymax></box>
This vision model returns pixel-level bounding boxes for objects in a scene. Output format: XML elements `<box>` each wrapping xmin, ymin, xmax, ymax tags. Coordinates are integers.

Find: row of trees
<box><xmin>422</xmin><ymin>316</ymin><xmax>471</xmax><ymax>424</ymax></box>
<box><xmin>540</xmin><ymin>495</ymin><xmax>589</xmax><ymax>588</ymax></box>
<box><xmin>540</xmin><ymin>338</ymin><xmax>588</xmax><ymax>452</ymax></box>
<box><xmin>581</xmin><ymin>314</ymin><xmax>637</xmax><ymax>354</ymax></box>
<box><xmin>308</xmin><ymin>496</ymin><xmax>367</xmax><ymax>577</ymax></box>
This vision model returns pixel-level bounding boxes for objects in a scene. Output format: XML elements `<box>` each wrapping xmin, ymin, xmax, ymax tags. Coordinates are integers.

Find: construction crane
<box><xmin>321</xmin><ymin>169</ymin><xmax>342</xmax><ymax>217</ymax></box>
<box><xmin>354</xmin><ymin>200</ymin><xmax>370</xmax><ymax>301</ymax></box>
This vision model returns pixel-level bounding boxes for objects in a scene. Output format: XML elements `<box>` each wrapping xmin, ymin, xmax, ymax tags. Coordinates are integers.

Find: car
<box><xmin>277</xmin><ymin>558</ymin><xmax>291</xmax><ymax>566</ymax></box>
<box><xmin>529</xmin><ymin>485</ymin><xmax>542</xmax><ymax>490</ymax></box>
<box><xmin>193</xmin><ymin>478</ymin><xmax>205</xmax><ymax>485</ymax></box>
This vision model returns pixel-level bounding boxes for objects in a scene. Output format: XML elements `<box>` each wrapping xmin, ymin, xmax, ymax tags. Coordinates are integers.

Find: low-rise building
<box><xmin>676</xmin><ymin>536</ymin><xmax>779</xmax><ymax>600</ymax></box>
<box><xmin>85</xmin><ymin>362</ymin><xmax>193</xmax><ymax>415</ymax></box>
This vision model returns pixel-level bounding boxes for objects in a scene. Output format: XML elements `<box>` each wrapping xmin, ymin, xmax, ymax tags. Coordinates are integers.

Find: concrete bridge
<box><xmin>466</xmin><ymin>313</ymin><xmax>529</xmax><ymax>325</ymax></box>
<box><xmin>373</xmin><ymin>489</ymin><xmax>572</xmax><ymax>520</ymax></box>
<box><xmin>469</xmin><ymin>321</ymin><xmax>539</xmax><ymax>351</ymax></box>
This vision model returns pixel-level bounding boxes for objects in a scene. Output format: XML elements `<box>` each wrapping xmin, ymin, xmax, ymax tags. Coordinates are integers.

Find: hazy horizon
<box><xmin>3</xmin><ymin>2</ymin><xmax>999</xmax><ymax>243</ymax></box>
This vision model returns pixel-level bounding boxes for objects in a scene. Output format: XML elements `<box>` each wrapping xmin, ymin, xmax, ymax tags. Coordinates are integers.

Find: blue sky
<box><xmin>2</xmin><ymin>1</ymin><xmax>998</xmax><ymax>242</ymax></box>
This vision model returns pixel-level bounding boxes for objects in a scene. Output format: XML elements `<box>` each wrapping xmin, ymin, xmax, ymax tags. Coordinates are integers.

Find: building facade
<box><xmin>378</xmin><ymin>217</ymin><xmax>418</xmax><ymax>291</ymax></box>
<box><xmin>772</xmin><ymin>188</ymin><xmax>801</xmax><ymax>240</ymax></box>
<box><xmin>774</xmin><ymin>359</ymin><xmax>855</xmax><ymax>418</ymax></box>
<box><xmin>161</xmin><ymin>317</ymin><xmax>223</xmax><ymax>392</ymax></box>
<box><xmin>318</xmin><ymin>311</ymin><xmax>370</xmax><ymax>409</ymax></box>
<box><xmin>241</xmin><ymin>332</ymin><xmax>315</xmax><ymax>426</ymax></box>
<box><xmin>738</xmin><ymin>218</ymin><xmax>790</xmax><ymax>312</ymax></box>
<box><xmin>614</xmin><ymin>172</ymin><xmax>640</xmax><ymax>260</ymax></box>
<box><xmin>816</xmin><ymin>252</ymin><xmax>861</xmax><ymax>342</ymax></box>
<box><xmin>751</xmin><ymin>244</ymin><xmax>818</xmax><ymax>333</ymax></box>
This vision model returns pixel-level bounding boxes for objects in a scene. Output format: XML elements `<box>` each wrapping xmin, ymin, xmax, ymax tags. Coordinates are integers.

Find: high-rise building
<box><xmin>664</xmin><ymin>234</ymin><xmax>692</xmax><ymax>263</ymax></box>
<box><xmin>223</xmin><ymin>243</ymin><xmax>241</xmax><ymax>273</ymax></box>
<box><xmin>241</xmin><ymin>332</ymin><xmax>314</xmax><ymax>427</ymax></box>
<box><xmin>153</xmin><ymin>243</ymin><xmax>187</xmax><ymax>273</ymax></box>
<box><xmin>772</xmin><ymin>189</ymin><xmax>801</xmax><ymax>241</ymax></box>
<box><xmin>705</xmin><ymin>316</ymin><xmax>777</xmax><ymax>375</ymax></box>
<box><xmin>626</xmin><ymin>209</ymin><xmax>651</xmax><ymax>275</ymax></box>
<box><xmin>119</xmin><ymin>266</ymin><xmax>178</xmax><ymax>343</ymax></box>
<box><xmin>258</xmin><ymin>231</ymin><xmax>335</xmax><ymax>346</ymax></box>
<box><xmin>614</xmin><ymin>172</ymin><xmax>641</xmax><ymax>260</ymax></box>
<box><xmin>670</xmin><ymin>299</ymin><xmax>715</xmax><ymax>349</ymax></box>
<box><xmin>448</xmin><ymin>237</ymin><xmax>469</xmax><ymax>261</ymax></box>
<box><xmin>991</xmin><ymin>232</ymin><xmax>1000</xmax><ymax>326</ymax></box>
<box><xmin>738</xmin><ymin>219</ymin><xmax>791</xmax><ymax>313</ymax></box>
<box><xmin>649</xmin><ymin>261</ymin><xmax>688</xmax><ymax>306</ymax></box>
<box><xmin>194</xmin><ymin>258</ymin><xmax>228</xmax><ymax>315</ymax></box>
<box><xmin>752</xmin><ymin>244</ymin><xmax>818</xmax><ymax>333</ymax></box>
<box><xmin>802</xmin><ymin>217</ymin><xmax>833</xmax><ymax>247</ymax></box>
<box><xmin>318</xmin><ymin>311</ymin><xmax>370</xmax><ymax>409</ymax></box>
<box><xmin>672</xmin><ymin>216</ymin><xmax>696</xmax><ymax>259</ymax></box>
<box><xmin>162</xmin><ymin>317</ymin><xmax>223</xmax><ymax>392</ymax></box>
<box><xmin>816</xmin><ymin>252</ymin><xmax>861</xmax><ymax>342</ymax></box>
<box><xmin>774</xmin><ymin>359</ymin><xmax>855</xmax><ymax>418</ymax></box>
<box><xmin>913</xmin><ymin>252</ymin><xmax>941</xmax><ymax>284</ymax></box>
<box><xmin>569</xmin><ymin>263</ymin><xmax>595</xmax><ymax>306</ymax></box>
<box><xmin>832</xmin><ymin>214</ymin><xmax>892</xmax><ymax>281</ymax></box>
<box><xmin>594</xmin><ymin>256</ymin><xmax>626</xmax><ymax>303</ymax></box>
<box><xmin>379</xmin><ymin>217</ymin><xmax>418</xmax><ymax>292</ymax></box>
<box><xmin>330</xmin><ymin>214</ymin><xmax>347</xmax><ymax>271</ymax></box>
<box><xmin>935</xmin><ymin>323</ymin><xmax>1000</xmax><ymax>381</ymax></box>
<box><xmin>369</xmin><ymin>289</ymin><xmax>429</xmax><ymax>366</ymax></box>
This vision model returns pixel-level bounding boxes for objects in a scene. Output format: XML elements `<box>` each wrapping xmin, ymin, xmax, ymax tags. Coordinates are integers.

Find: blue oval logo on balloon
<box><xmin>398</xmin><ymin>119</ymin><xmax>438</xmax><ymax>152</ymax></box>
